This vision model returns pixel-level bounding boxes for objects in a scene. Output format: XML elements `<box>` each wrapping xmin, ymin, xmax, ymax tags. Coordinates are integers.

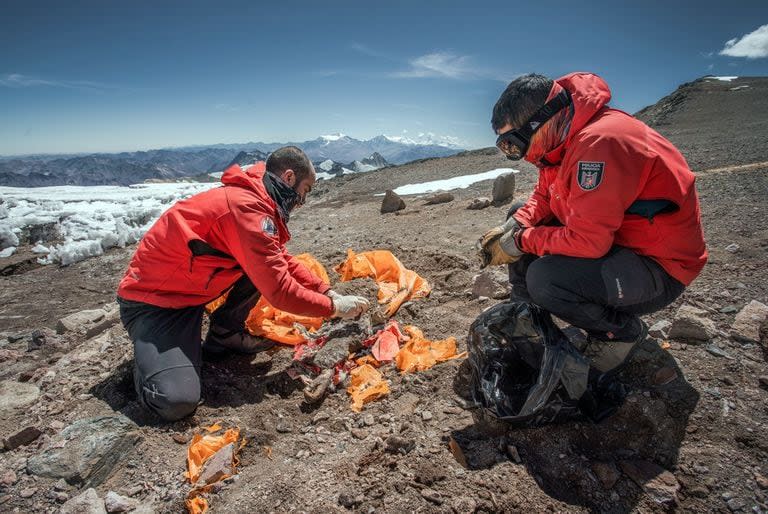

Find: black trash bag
<box><xmin>467</xmin><ymin>301</ymin><xmax>622</xmax><ymax>428</ymax></box>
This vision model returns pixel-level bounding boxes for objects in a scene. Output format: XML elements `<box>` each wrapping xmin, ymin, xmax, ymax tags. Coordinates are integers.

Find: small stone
<box><xmin>380</xmin><ymin>190</ymin><xmax>406</xmax><ymax>214</ymax></box>
<box><xmin>652</xmin><ymin>367</ymin><xmax>678</xmax><ymax>385</ymax></box>
<box><xmin>338</xmin><ymin>491</ymin><xmax>363</xmax><ymax>508</ymax></box>
<box><xmin>350</xmin><ymin>428</ymin><xmax>368</xmax><ymax>440</ymax></box>
<box><xmin>56</xmin><ymin>309</ymin><xmax>107</xmax><ymax>335</ymax></box>
<box><xmin>619</xmin><ymin>460</ymin><xmax>679</xmax><ymax>506</ymax></box>
<box><xmin>467</xmin><ymin>197</ymin><xmax>491</xmax><ymax>210</ymax></box>
<box><xmin>0</xmin><ymin>349</ymin><xmax>21</xmax><ymax>363</ymax></box>
<box><xmin>55</xmin><ymin>492</ymin><xmax>69</xmax><ymax>503</ymax></box>
<box><xmin>171</xmin><ymin>433</ymin><xmax>189</xmax><ymax>444</ymax></box>
<box><xmin>648</xmin><ymin>320</ymin><xmax>672</xmax><ymax>339</ymax></box>
<box><xmin>725</xmin><ymin>243</ymin><xmax>740</xmax><ymax>253</ymax></box>
<box><xmin>362</xmin><ymin>414</ymin><xmax>375</xmax><ymax>427</ymax></box>
<box><xmin>275</xmin><ymin>421</ymin><xmax>292</xmax><ymax>433</ymax></box>
<box><xmin>20</xmin><ymin>487</ymin><xmax>37</xmax><ymax>498</ymax></box>
<box><xmin>124</xmin><ymin>485</ymin><xmax>143</xmax><ymax>497</ymax></box>
<box><xmin>721</xmin><ymin>376</ymin><xmax>735</xmax><ymax>386</ymax></box>
<box><xmin>104</xmin><ymin>491</ymin><xmax>138</xmax><ymax>513</ymax></box>
<box><xmin>312</xmin><ymin>412</ymin><xmax>330</xmax><ymax>424</ymax></box>
<box><xmin>592</xmin><ymin>461</ymin><xmax>620</xmax><ymax>489</ymax></box>
<box><xmin>471</xmin><ymin>268</ymin><xmax>511</xmax><ymax>300</ymax></box>
<box><xmin>198</xmin><ymin>443</ymin><xmax>235</xmax><ymax>485</ymax></box>
<box><xmin>726</xmin><ymin>497</ymin><xmax>746</xmax><ymax>511</ymax></box>
<box><xmin>506</xmin><ymin>445</ymin><xmax>522</xmax><ymax>464</ymax></box>
<box><xmin>689</xmin><ymin>485</ymin><xmax>709</xmax><ymax>498</ymax></box>
<box><xmin>384</xmin><ymin>435</ymin><xmax>415</xmax><ymax>455</ymax></box>
<box><xmin>420</xmin><ymin>488</ymin><xmax>443</xmax><ymax>505</ymax></box>
<box><xmin>2</xmin><ymin>426</ymin><xmax>42</xmax><ymax>450</ymax></box>
<box><xmin>759</xmin><ymin>376</ymin><xmax>768</xmax><ymax>388</ymax></box>
<box><xmin>0</xmin><ymin>470</ymin><xmax>17</xmax><ymax>486</ymax></box>
<box><xmin>731</xmin><ymin>300</ymin><xmax>768</xmax><ymax>343</ymax></box>
<box><xmin>0</xmin><ymin>380</ymin><xmax>41</xmax><ymax>412</ymax></box>
<box><xmin>705</xmin><ymin>343</ymin><xmax>733</xmax><ymax>359</ymax></box>
<box><xmin>28</xmin><ymin>328</ymin><xmax>57</xmax><ymax>352</ymax></box>
<box><xmin>754</xmin><ymin>473</ymin><xmax>768</xmax><ymax>489</ymax></box>
<box><xmin>423</xmin><ymin>192</ymin><xmax>454</xmax><ymax>205</ymax></box>
<box><xmin>719</xmin><ymin>305</ymin><xmax>739</xmax><ymax>314</ymax></box>
<box><xmin>59</xmin><ymin>488</ymin><xmax>106</xmax><ymax>514</ymax></box>
<box><xmin>421</xmin><ymin>411</ymin><xmax>433</xmax><ymax>421</ymax></box>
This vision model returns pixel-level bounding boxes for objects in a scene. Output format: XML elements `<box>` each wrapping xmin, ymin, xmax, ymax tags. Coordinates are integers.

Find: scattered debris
<box><xmin>185</xmin><ymin>424</ymin><xmax>244</xmax><ymax>514</ymax></box>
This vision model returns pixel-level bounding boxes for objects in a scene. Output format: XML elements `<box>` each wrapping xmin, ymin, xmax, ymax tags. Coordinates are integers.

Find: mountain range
<box><xmin>0</xmin><ymin>134</ymin><xmax>463</xmax><ymax>187</ymax></box>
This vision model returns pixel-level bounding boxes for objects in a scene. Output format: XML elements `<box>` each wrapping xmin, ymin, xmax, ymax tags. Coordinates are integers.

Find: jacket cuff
<box><xmin>317</xmin><ymin>283</ymin><xmax>331</xmax><ymax>295</ymax></box>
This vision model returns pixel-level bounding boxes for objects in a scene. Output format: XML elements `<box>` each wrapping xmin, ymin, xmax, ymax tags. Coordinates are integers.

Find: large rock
<box><xmin>380</xmin><ymin>190</ymin><xmax>406</xmax><ymax>214</ymax></box>
<box><xmin>27</xmin><ymin>415</ymin><xmax>142</xmax><ymax>487</ymax></box>
<box><xmin>56</xmin><ymin>308</ymin><xmax>108</xmax><ymax>335</ymax></box>
<box><xmin>0</xmin><ymin>380</ymin><xmax>40</xmax><ymax>412</ymax></box>
<box><xmin>668</xmin><ymin>304</ymin><xmax>716</xmax><ymax>342</ymax></box>
<box><xmin>59</xmin><ymin>488</ymin><xmax>106</xmax><ymax>514</ymax></box>
<box><xmin>491</xmin><ymin>173</ymin><xmax>516</xmax><ymax>205</ymax></box>
<box><xmin>471</xmin><ymin>269</ymin><xmax>511</xmax><ymax>300</ymax></box>
<box><xmin>731</xmin><ymin>300</ymin><xmax>768</xmax><ymax>343</ymax></box>
<box><xmin>104</xmin><ymin>491</ymin><xmax>139</xmax><ymax>513</ymax></box>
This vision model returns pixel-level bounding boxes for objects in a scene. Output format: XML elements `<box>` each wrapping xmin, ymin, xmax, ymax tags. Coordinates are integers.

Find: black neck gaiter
<box><xmin>262</xmin><ymin>172</ymin><xmax>300</xmax><ymax>223</ymax></box>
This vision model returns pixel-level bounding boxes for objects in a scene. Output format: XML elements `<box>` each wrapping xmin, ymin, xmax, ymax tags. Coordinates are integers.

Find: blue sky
<box><xmin>1</xmin><ymin>0</ymin><xmax>767</xmax><ymax>155</ymax></box>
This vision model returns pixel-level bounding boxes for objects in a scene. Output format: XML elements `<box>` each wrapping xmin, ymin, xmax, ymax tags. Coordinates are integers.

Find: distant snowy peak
<box><xmin>319</xmin><ymin>132</ymin><xmax>347</xmax><ymax>142</ymax></box>
<box><xmin>318</xmin><ymin>159</ymin><xmax>335</xmax><ymax>171</ymax></box>
<box><xmin>382</xmin><ymin>132</ymin><xmax>463</xmax><ymax>149</ymax></box>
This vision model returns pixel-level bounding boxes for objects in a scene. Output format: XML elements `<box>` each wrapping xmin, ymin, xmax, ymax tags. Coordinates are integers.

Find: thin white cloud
<box><xmin>719</xmin><ymin>24</ymin><xmax>768</xmax><ymax>59</ymax></box>
<box><xmin>392</xmin><ymin>52</ymin><xmax>474</xmax><ymax>79</ymax></box>
<box><xmin>0</xmin><ymin>73</ymin><xmax>118</xmax><ymax>92</ymax></box>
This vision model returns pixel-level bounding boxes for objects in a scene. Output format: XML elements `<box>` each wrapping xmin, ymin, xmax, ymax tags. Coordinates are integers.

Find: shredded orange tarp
<box><xmin>347</xmin><ymin>364</ymin><xmax>390</xmax><ymax>412</ymax></box>
<box><xmin>395</xmin><ymin>325</ymin><xmax>466</xmax><ymax>373</ymax></box>
<box><xmin>185</xmin><ymin>424</ymin><xmax>243</xmax><ymax>514</ymax></box>
<box><xmin>334</xmin><ymin>249</ymin><xmax>431</xmax><ymax>317</ymax></box>
<box><xmin>207</xmin><ymin>253</ymin><xmax>330</xmax><ymax>345</ymax></box>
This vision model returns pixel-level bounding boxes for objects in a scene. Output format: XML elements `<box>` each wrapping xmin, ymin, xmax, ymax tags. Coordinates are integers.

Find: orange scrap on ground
<box><xmin>347</xmin><ymin>364</ymin><xmax>391</xmax><ymax>412</ymax></box>
<box><xmin>207</xmin><ymin>253</ymin><xmax>330</xmax><ymax>345</ymax></box>
<box><xmin>334</xmin><ymin>249</ymin><xmax>431</xmax><ymax>317</ymax></box>
<box><xmin>395</xmin><ymin>325</ymin><xmax>466</xmax><ymax>373</ymax></box>
<box><xmin>185</xmin><ymin>424</ymin><xmax>243</xmax><ymax>514</ymax></box>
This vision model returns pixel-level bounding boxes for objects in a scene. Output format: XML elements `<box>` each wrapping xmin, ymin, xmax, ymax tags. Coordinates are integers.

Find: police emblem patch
<box><xmin>261</xmin><ymin>217</ymin><xmax>277</xmax><ymax>236</ymax></box>
<box><xmin>577</xmin><ymin>161</ymin><xmax>604</xmax><ymax>191</ymax></box>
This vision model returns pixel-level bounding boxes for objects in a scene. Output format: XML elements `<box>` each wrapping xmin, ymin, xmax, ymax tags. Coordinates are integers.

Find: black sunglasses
<box><xmin>495</xmin><ymin>89</ymin><xmax>572</xmax><ymax>160</ymax></box>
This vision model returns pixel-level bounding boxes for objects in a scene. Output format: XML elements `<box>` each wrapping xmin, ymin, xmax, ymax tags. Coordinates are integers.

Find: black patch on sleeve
<box><xmin>577</xmin><ymin>161</ymin><xmax>604</xmax><ymax>191</ymax></box>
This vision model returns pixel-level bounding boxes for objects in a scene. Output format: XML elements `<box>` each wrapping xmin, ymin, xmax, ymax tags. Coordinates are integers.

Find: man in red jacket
<box><xmin>481</xmin><ymin>72</ymin><xmax>707</xmax><ymax>377</ymax></box>
<box><xmin>117</xmin><ymin>146</ymin><xmax>369</xmax><ymax>420</ymax></box>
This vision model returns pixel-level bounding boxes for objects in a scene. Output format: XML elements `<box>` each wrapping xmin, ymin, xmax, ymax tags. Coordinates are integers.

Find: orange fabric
<box><xmin>185</xmin><ymin>427</ymin><xmax>240</xmax><ymax>484</ymax></box>
<box><xmin>395</xmin><ymin>325</ymin><xmax>466</xmax><ymax>373</ymax></box>
<box><xmin>347</xmin><ymin>364</ymin><xmax>390</xmax><ymax>412</ymax></box>
<box><xmin>186</xmin><ymin>496</ymin><xmax>208</xmax><ymax>514</ymax></box>
<box><xmin>207</xmin><ymin>254</ymin><xmax>330</xmax><ymax>345</ymax></box>
<box><xmin>334</xmin><ymin>249</ymin><xmax>431</xmax><ymax>317</ymax></box>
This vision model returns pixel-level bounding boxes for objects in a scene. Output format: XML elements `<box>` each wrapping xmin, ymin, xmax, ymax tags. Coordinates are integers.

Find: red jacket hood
<box><xmin>221</xmin><ymin>161</ymin><xmax>268</xmax><ymax>192</ymax></box>
<box><xmin>541</xmin><ymin>72</ymin><xmax>612</xmax><ymax>165</ymax></box>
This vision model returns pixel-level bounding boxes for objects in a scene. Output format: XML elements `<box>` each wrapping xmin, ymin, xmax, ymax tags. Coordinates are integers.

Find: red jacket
<box><xmin>117</xmin><ymin>163</ymin><xmax>334</xmax><ymax>316</ymax></box>
<box><xmin>514</xmin><ymin>72</ymin><xmax>707</xmax><ymax>285</ymax></box>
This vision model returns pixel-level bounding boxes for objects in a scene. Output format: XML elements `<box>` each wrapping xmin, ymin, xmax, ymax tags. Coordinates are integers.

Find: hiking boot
<box><xmin>203</xmin><ymin>326</ymin><xmax>276</xmax><ymax>355</ymax></box>
<box><xmin>582</xmin><ymin>319</ymin><xmax>648</xmax><ymax>377</ymax></box>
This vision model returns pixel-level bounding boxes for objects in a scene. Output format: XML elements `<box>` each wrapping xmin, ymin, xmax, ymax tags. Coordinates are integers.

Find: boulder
<box><xmin>471</xmin><ymin>269</ymin><xmax>511</xmax><ymax>300</ymax></box>
<box><xmin>380</xmin><ymin>190</ymin><xmax>405</xmax><ymax>214</ymax></box>
<box><xmin>27</xmin><ymin>415</ymin><xmax>142</xmax><ymax>487</ymax></box>
<box><xmin>56</xmin><ymin>309</ymin><xmax>108</xmax><ymax>335</ymax></box>
<box><xmin>730</xmin><ymin>300</ymin><xmax>768</xmax><ymax>343</ymax></box>
<box><xmin>668</xmin><ymin>304</ymin><xmax>716</xmax><ymax>342</ymax></box>
<box><xmin>104</xmin><ymin>491</ymin><xmax>139</xmax><ymax>513</ymax></box>
<box><xmin>467</xmin><ymin>197</ymin><xmax>491</xmax><ymax>210</ymax></box>
<box><xmin>423</xmin><ymin>192</ymin><xmax>454</xmax><ymax>205</ymax></box>
<box><xmin>59</xmin><ymin>488</ymin><xmax>106</xmax><ymax>514</ymax></box>
<box><xmin>491</xmin><ymin>173</ymin><xmax>516</xmax><ymax>205</ymax></box>
<box><xmin>0</xmin><ymin>380</ymin><xmax>40</xmax><ymax>412</ymax></box>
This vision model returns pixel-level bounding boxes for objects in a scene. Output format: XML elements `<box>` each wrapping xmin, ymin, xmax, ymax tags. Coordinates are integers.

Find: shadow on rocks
<box><xmin>451</xmin><ymin>338</ymin><xmax>699</xmax><ymax>512</ymax></box>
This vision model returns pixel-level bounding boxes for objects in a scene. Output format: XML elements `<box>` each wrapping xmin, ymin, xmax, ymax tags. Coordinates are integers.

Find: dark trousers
<box><xmin>118</xmin><ymin>275</ymin><xmax>260</xmax><ymax>421</ymax></box>
<box><xmin>507</xmin><ymin>206</ymin><xmax>685</xmax><ymax>341</ymax></box>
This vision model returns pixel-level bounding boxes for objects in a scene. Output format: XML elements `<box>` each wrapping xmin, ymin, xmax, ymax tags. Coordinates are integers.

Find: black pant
<box><xmin>118</xmin><ymin>275</ymin><xmax>260</xmax><ymax>421</ymax></box>
<box><xmin>507</xmin><ymin>206</ymin><xmax>685</xmax><ymax>341</ymax></box>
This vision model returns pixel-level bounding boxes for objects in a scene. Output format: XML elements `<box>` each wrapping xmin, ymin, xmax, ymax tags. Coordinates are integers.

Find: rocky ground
<box><xmin>1</xmin><ymin>108</ymin><xmax>768</xmax><ymax>512</ymax></box>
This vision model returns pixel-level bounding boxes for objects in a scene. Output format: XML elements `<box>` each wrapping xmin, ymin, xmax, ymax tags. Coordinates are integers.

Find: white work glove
<box><xmin>327</xmin><ymin>290</ymin><xmax>370</xmax><ymax>319</ymax></box>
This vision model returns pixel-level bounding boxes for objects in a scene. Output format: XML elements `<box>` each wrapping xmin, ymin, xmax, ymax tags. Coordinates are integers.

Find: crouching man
<box><xmin>117</xmin><ymin>146</ymin><xmax>369</xmax><ymax>420</ymax></box>
<box><xmin>480</xmin><ymin>72</ymin><xmax>707</xmax><ymax>378</ymax></box>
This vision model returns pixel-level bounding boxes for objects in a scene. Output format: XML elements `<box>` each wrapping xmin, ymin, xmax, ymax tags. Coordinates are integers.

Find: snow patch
<box><xmin>705</xmin><ymin>76</ymin><xmax>739</xmax><ymax>82</ymax></box>
<box><xmin>320</xmin><ymin>133</ymin><xmax>346</xmax><ymax>141</ymax></box>
<box><xmin>730</xmin><ymin>85</ymin><xmax>750</xmax><ymax>91</ymax></box>
<box><xmin>316</xmin><ymin>172</ymin><xmax>334</xmax><ymax>181</ymax></box>
<box><xmin>0</xmin><ymin>182</ymin><xmax>219</xmax><ymax>265</ymax></box>
<box><xmin>318</xmin><ymin>159</ymin><xmax>335</xmax><ymax>171</ymax></box>
<box><xmin>0</xmin><ymin>246</ymin><xmax>16</xmax><ymax>258</ymax></box>
<box><xmin>381</xmin><ymin>168</ymin><xmax>519</xmax><ymax>196</ymax></box>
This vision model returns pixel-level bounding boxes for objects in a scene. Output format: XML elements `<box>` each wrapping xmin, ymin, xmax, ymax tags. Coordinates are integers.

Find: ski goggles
<box><xmin>495</xmin><ymin>89</ymin><xmax>572</xmax><ymax>160</ymax></box>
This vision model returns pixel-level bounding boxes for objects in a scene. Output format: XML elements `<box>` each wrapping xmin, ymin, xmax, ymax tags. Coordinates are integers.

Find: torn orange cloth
<box><xmin>347</xmin><ymin>364</ymin><xmax>390</xmax><ymax>412</ymax></box>
<box><xmin>185</xmin><ymin>427</ymin><xmax>241</xmax><ymax>484</ymax></box>
<box><xmin>207</xmin><ymin>254</ymin><xmax>330</xmax><ymax>345</ymax></box>
<box><xmin>186</xmin><ymin>496</ymin><xmax>208</xmax><ymax>514</ymax></box>
<box><xmin>395</xmin><ymin>325</ymin><xmax>466</xmax><ymax>373</ymax></box>
<box><xmin>334</xmin><ymin>249</ymin><xmax>431</xmax><ymax>317</ymax></box>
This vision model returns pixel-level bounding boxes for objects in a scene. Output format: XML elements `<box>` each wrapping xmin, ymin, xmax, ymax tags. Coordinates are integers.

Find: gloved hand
<box><xmin>478</xmin><ymin>218</ymin><xmax>525</xmax><ymax>268</ymax></box>
<box><xmin>328</xmin><ymin>290</ymin><xmax>370</xmax><ymax>319</ymax></box>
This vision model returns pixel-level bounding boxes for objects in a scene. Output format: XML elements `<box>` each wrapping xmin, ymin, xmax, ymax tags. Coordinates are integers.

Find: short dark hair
<box><xmin>265</xmin><ymin>146</ymin><xmax>314</xmax><ymax>182</ymax></box>
<box><xmin>491</xmin><ymin>74</ymin><xmax>554</xmax><ymax>132</ymax></box>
